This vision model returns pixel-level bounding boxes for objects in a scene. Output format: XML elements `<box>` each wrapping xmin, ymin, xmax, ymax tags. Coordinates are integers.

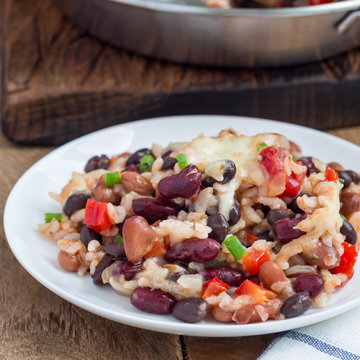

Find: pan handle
<box><xmin>337</xmin><ymin>10</ymin><xmax>360</xmax><ymax>35</ymax></box>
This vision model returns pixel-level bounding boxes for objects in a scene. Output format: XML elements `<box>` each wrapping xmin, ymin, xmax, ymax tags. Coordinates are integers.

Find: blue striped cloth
<box><xmin>259</xmin><ymin>308</ymin><xmax>360</xmax><ymax>360</ymax></box>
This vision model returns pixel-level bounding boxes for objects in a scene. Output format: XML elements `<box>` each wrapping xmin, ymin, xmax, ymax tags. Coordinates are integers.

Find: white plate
<box><xmin>4</xmin><ymin>115</ymin><xmax>360</xmax><ymax>337</ymax></box>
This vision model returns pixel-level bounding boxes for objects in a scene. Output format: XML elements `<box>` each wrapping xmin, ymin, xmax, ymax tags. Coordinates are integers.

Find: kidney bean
<box><xmin>199</xmin><ymin>267</ymin><xmax>244</xmax><ymax>286</ymax></box>
<box><xmin>158</xmin><ymin>164</ymin><xmax>202</xmax><ymax>199</ymax></box>
<box><xmin>172</xmin><ymin>297</ymin><xmax>209</xmax><ymax>323</ymax></box>
<box><xmin>299</xmin><ymin>157</ymin><xmax>319</xmax><ymax>176</ymax></box>
<box><xmin>104</xmin><ymin>241</ymin><xmax>126</xmax><ymax>259</ymax></box>
<box><xmin>93</xmin><ymin>176</ymin><xmax>121</xmax><ymax>204</ymax></box>
<box><xmin>304</xmin><ymin>244</ymin><xmax>340</xmax><ymax>269</ymax></box>
<box><xmin>63</xmin><ymin>193</ymin><xmax>90</xmax><ymax>217</ymax></box>
<box><xmin>267</xmin><ymin>209</ymin><xmax>294</xmax><ymax>226</ymax></box>
<box><xmin>132</xmin><ymin>198</ymin><xmax>181</xmax><ymax>224</ymax></box>
<box><xmin>207</xmin><ymin>213</ymin><xmax>230</xmax><ymax>243</ymax></box>
<box><xmin>84</xmin><ymin>155</ymin><xmax>110</xmax><ymax>173</ymax></box>
<box><xmin>125</xmin><ymin>148</ymin><xmax>152</xmax><ymax>166</ymax></box>
<box><xmin>327</xmin><ymin>162</ymin><xmax>344</xmax><ymax>171</ymax></box>
<box><xmin>211</xmin><ymin>307</ymin><xmax>233</xmax><ymax>323</ymax></box>
<box><xmin>130</xmin><ymin>287</ymin><xmax>176</xmax><ymax>314</ymax></box>
<box><xmin>336</xmin><ymin>170</ymin><xmax>352</xmax><ymax>189</ymax></box>
<box><xmin>80</xmin><ymin>224</ymin><xmax>101</xmax><ymax>247</ymax></box>
<box><xmin>58</xmin><ymin>251</ymin><xmax>81</xmax><ymax>271</ymax></box>
<box><xmin>346</xmin><ymin>170</ymin><xmax>360</xmax><ymax>184</ymax></box>
<box><xmin>258</xmin><ymin>261</ymin><xmax>286</xmax><ymax>289</ymax></box>
<box><xmin>281</xmin><ymin>292</ymin><xmax>312</xmax><ymax>318</ymax></box>
<box><xmin>164</xmin><ymin>238</ymin><xmax>220</xmax><ymax>263</ymax></box>
<box><xmin>121</xmin><ymin>171</ymin><xmax>154</xmax><ymax>196</ymax></box>
<box><xmin>92</xmin><ymin>255</ymin><xmax>114</xmax><ymax>285</ymax></box>
<box><xmin>340</xmin><ymin>219</ymin><xmax>358</xmax><ymax>245</ymax></box>
<box><xmin>112</xmin><ymin>260</ymin><xmax>144</xmax><ymax>280</ymax></box>
<box><xmin>341</xmin><ymin>192</ymin><xmax>360</xmax><ymax>217</ymax></box>
<box><xmin>122</xmin><ymin>216</ymin><xmax>159</xmax><ymax>262</ymax></box>
<box><xmin>293</xmin><ymin>273</ymin><xmax>324</xmax><ymax>298</ymax></box>
<box><xmin>273</xmin><ymin>215</ymin><xmax>306</xmax><ymax>244</ymax></box>
<box><xmin>121</xmin><ymin>164</ymin><xmax>139</xmax><ymax>173</ymax></box>
<box><xmin>228</xmin><ymin>202</ymin><xmax>241</xmax><ymax>226</ymax></box>
<box><xmin>162</xmin><ymin>157</ymin><xmax>177</xmax><ymax>170</ymax></box>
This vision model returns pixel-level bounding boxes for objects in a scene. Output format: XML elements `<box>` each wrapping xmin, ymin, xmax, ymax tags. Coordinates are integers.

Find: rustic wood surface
<box><xmin>3</xmin><ymin>0</ymin><xmax>360</xmax><ymax>145</ymax></box>
<box><xmin>1</xmin><ymin>125</ymin><xmax>360</xmax><ymax>359</ymax></box>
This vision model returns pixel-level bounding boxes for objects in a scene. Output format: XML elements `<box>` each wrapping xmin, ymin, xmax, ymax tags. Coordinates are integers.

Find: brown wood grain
<box><xmin>2</xmin><ymin>0</ymin><xmax>360</xmax><ymax>145</ymax></box>
<box><xmin>1</xmin><ymin>125</ymin><xmax>360</xmax><ymax>359</ymax></box>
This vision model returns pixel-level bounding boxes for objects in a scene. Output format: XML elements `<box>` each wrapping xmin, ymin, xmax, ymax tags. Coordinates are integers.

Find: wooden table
<box><xmin>1</xmin><ymin>123</ymin><xmax>360</xmax><ymax>360</ymax></box>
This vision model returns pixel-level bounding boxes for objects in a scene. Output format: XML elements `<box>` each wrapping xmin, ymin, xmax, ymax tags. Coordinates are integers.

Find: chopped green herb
<box><xmin>139</xmin><ymin>155</ymin><xmax>155</xmax><ymax>173</ymax></box>
<box><xmin>177</xmin><ymin>153</ymin><xmax>189</xmax><ymax>170</ymax></box>
<box><xmin>341</xmin><ymin>215</ymin><xmax>346</xmax><ymax>221</ymax></box>
<box><xmin>257</xmin><ymin>142</ymin><xmax>268</xmax><ymax>152</ymax></box>
<box><xmin>104</xmin><ymin>171</ymin><xmax>121</xmax><ymax>187</ymax></box>
<box><xmin>339</xmin><ymin>178</ymin><xmax>345</xmax><ymax>184</ymax></box>
<box><xmin>292</xmin><ymin>156</ymin><xmax>296</xmax><ymax>161</ymax></box>
<box><xmin>224</xmin><ymin>235</ymin><xmax>247</xmax><ymax>260</ymax></box>
<box><xmin>45</xmin><ymin>213</ymin><xmax>62</xmax><ymax>223</ymax></box>
<box><xmin>114</xmin><ymin>236</ymin><xmax>123</xmax><ymax>243</ymax></box>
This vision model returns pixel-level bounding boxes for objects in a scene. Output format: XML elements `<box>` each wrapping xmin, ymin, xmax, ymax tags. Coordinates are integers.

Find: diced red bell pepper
<box><xmin>332</xmin><ymin>242</ymin><xmax>359</xmax><ymax>279</ymax></box>
<box><xmin>282</xmin><ymin>165</ymin><xmax>307</xmax><ymax>198</ymax></box>
<box><xmin>245</xmin><ymin>231</ymin><xmax>258</xmax><ymax>244</ymax></box>
<box><xmin>83</xmin><ymin>199</ymin><xmax>112</xmax><ymax>233</ymax></box>
<box><xmin>260</xmin><ymin>147</ymin><xmax>284</xmax><ymax>177</ymax></box>
<box><xmin>234</xmin><ymin>279</ymin><xmax>276</xmax><ymax>305</ymax></box>
<box><xmin>202</xmin><ymin>276</ymin><xmax>230</xmax><ymax>299</ymax></box>
<box><xmin>325</xmin><ymin>165</ymin><xmax>339</xmax><ymax>182</ymax></box>
<box><xmin>242</xmin><ymin>249</ymin><xmax>270</xmax><ymax>276</ymax></box>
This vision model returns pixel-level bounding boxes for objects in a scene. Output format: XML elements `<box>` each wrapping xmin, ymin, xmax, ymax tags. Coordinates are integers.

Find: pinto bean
<box><xmin>93</xmin><ymin>176</ymin><xmax>121</xmax><ymax>204</ymax></box>
<box><xmin>327</xmin><ymin>162</ymin><xmax>344</xmax><ymax>171</ymax></box>
<box><xmin>211</xmin><ymin>306</ymin><xmax>233</xmax><ymax>323</ymax></box>
<box><xmin>121</xmin><ymin>171</ymin><xmax>154</xmax><ymax>196</ymax></box>
<box><xmin>122</xmin><ymin>216</ymin><xmax>158</xmax><ymax>262</ymax></box>
<box><xmin>258</xmin><ymin>261</ymin><xmax>286</xmax><ymax>290</ymax></box>
<box><xmin>341</xmin><ymin>192</ymin><xmax>360</xmax><ymax>217</ymax></box>
<box><xmin>58</xmin><ymin>251</ymin><xmax>80</xmax><ymax>271</ymax></box>
<box><xmin>304</xmin><ymin>244</ymin><xmax>340</xmax><ymax>270</ymax></box>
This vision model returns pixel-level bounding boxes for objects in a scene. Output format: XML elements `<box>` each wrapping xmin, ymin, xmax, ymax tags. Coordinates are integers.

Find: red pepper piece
<box><xmin>245</xmin><ymin>231</ymin><xmax>258</xmax><ymax>244</ymax></box>
<box><xmin>332</xmin><ymin>242</ymin><xmax>359</xmax><ymax>279</ymax></box>
<box><xmin>282</xmin><ymin>164</ymin><xmax>306</xmax><ymax>198</ymax></box>
<box><xmin>325</xmin><ymin>166</ymin><xmax>339</xmax><ymax>182</ymax></box>
<box><xmin>83</xmin><ymin>199</ymin><xmax>112</xmax><ymax>233</ymax></box>
<box><xmin>201</xmin><ymin>276</ymin><xmax>230</xmax><ymax>299</ymax></box>
<box><xmin>308</xmin><ymin>0</ymin><xmax>333</xmax><ymax>5</ymax></box>
<box><xmin>242</xmin><ymin>249</ymin><xmax>270</xmax><ymax>276</ymax></box>
<box><xmin>234</xmin><ymin>280</ymin><xmax>276</xmax><ymax>305</ymax></box>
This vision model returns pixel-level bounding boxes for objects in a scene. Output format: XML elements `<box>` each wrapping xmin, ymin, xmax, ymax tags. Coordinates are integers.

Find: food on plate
<box><xmin>206</xmin><ymin>0</ymin><xmax>343</xmax><ymax>9</ymax></box>
<box><xmin>39</xmin><ymin>129</ymin><xmax>360</xmax><ymax>324</ymax></box>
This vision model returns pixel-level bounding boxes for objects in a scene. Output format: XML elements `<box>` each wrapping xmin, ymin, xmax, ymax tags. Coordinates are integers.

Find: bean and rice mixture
<box><xmin>39</xmin><ymin>129</ymin><xmax>360</xmax><ymax>324</ymax></box>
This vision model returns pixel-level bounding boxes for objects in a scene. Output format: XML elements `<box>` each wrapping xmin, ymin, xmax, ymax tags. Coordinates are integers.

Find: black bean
<box><xmin>340</xmin><ymin>219</ymin><xmax>358</xmax><ymax>245</ymax></box>
<box><xmin>168</xmin><ymin>270</ymin><xmax>189</xmax><ymax>282</ymax></box>
<box><xmin>130</xmin><ymin>287</ymin><xmax>176</xmax><ymax>314</ymax></box>
<box><xmin>257</xmin><ymin>231</ymin><xmax>274</xmax><ymax>242</ymax></box>
<box><xmin>63</xmin><ymin>193</ymin><xmax>90</xmax><ymax>217</ymax></box>
<box><xmin>202</xmin><ymin>177</ymin><xmax>217</xmax><ymax>188</ymax></box>
<box><xmin>288</xmin><ymin>195</ymin><xmax>304</xmax><ymax>214</ymax></box>
<box><xmin>162</xmin><ymin>157</ymin><xmax>177</xmax><ymax>170</ymax></box>
<box><xmin>298</xmin><ymin>157</ymin><xmax>319</xmax><ymax>176</ymax></box>
<box><xmin>253</xmin><ymin>203</ymin><xmax>270</xmax><ymax>215</ymax></box>
<box><xmin>125</xmin><ymin>148</ymin><xmax>152</xmax><ymax>166</ymax></box>
<box><xmin>104</xmin><ymin>242</ymin><xmax>126</xmax><ymax>259</ymax></box>
<box><xmin>112</xmin><ymin>260</ymin><xmax>143</xmax><ymax>280</ymax></box>
<box><xmin>336</xmin><ymin>170</ymin><xmax>352</xmax><ymax>189</ymax></box>
<box><xmin>207</xmin><ymin>213</ymin><xmax>230</xmax><ymax>243</ymax></box>
<box><xmin>266</xmin><ymin>209</ymin><xmax>294</xmax><ymax>226</ymax></box>
<box><xmin>173</xmin><ymin>297</ymin><xmax>209</xmax><ymax>323</ymax></box>
<box><xmin>121</xmin><ymin>164</ymin><xmax>139</xmax><ymax>173</ymax></box>
<box><xmin>228</xmin><ymin>202</ymin><xmax>241</xmax><ymax>226</ymax></box>
<box><xmin>222</xmin><ymin>160</ymin><xmax>236</xmax><ymax>184</ymax></box>
<box><xmin>281</xmin><ymin>292</ymin><xmax>312</xmax><ymax>318</ymax></box>
<box><xmin>84</xmin><ymin>155</ymin><xmax>110</xmax><ymax>173</ymax></box>
<box><xmin>80</xmin><ymin>224</ymin><xmax>101</xmax><ymax>247</ymax></box>
<box><xmin>92</xmin><ymin>255</ymin><xmax>114</xmax><ymax>285</ymax></box>
<box><xmin>346</xmin><ymin>170</ymin><xmax>360</xmax><ymax>185</ymax></box>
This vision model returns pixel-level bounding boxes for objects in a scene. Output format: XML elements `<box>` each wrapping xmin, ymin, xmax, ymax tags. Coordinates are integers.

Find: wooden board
<box><xmin>2</xmin><ymin>0</ymin><xmax>360</xmax><ymax>145</ymax></box>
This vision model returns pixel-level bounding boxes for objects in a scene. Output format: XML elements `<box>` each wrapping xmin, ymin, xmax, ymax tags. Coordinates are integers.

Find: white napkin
<box><xmin>258</xmin><ymin>308</ymin><xmax>360</xmax><ymax>360</ymax></box>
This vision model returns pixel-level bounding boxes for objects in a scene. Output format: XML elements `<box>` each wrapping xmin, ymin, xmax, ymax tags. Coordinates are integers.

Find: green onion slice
<box><xmin>339</xmin><ymin>178</ymin><xmax>345</xmax><ymax>184</ymax></box>
<box><xmin>45</xmin><ymin>213</ymin><xmax>62</xmax><ymax>223</ymax></box>
<box><xmin>224</xmin><ymin>235</ymin><xmax>247</xmax><ymax>260</ymax></box>
<box><xmin>177</xmin><ymin>153</ymin><xmax>189</xmax><ymax>170</ymax></box>
<box><xmin>114</xmin><ymin>236</ymin><xmax>123</xmax><ymax>243</ymax></box>
<box><xmin>139</xmin><ymin>155</ymin><xmax>155</xmax><ymax>173</ymax></box>
<box><xmin>257</xmin><ymin>142</ymin><xmax>268</xmax><ymax>152</ymax></box>
<box><xmin>341</xmin><ymin>215</ymin><xmax>346</xmax><ymax>221</ymax></box>
<box><xmin>104</xmin><ymin>171</ymin><xmax>121</xmax><ymax>187</ymax></box>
